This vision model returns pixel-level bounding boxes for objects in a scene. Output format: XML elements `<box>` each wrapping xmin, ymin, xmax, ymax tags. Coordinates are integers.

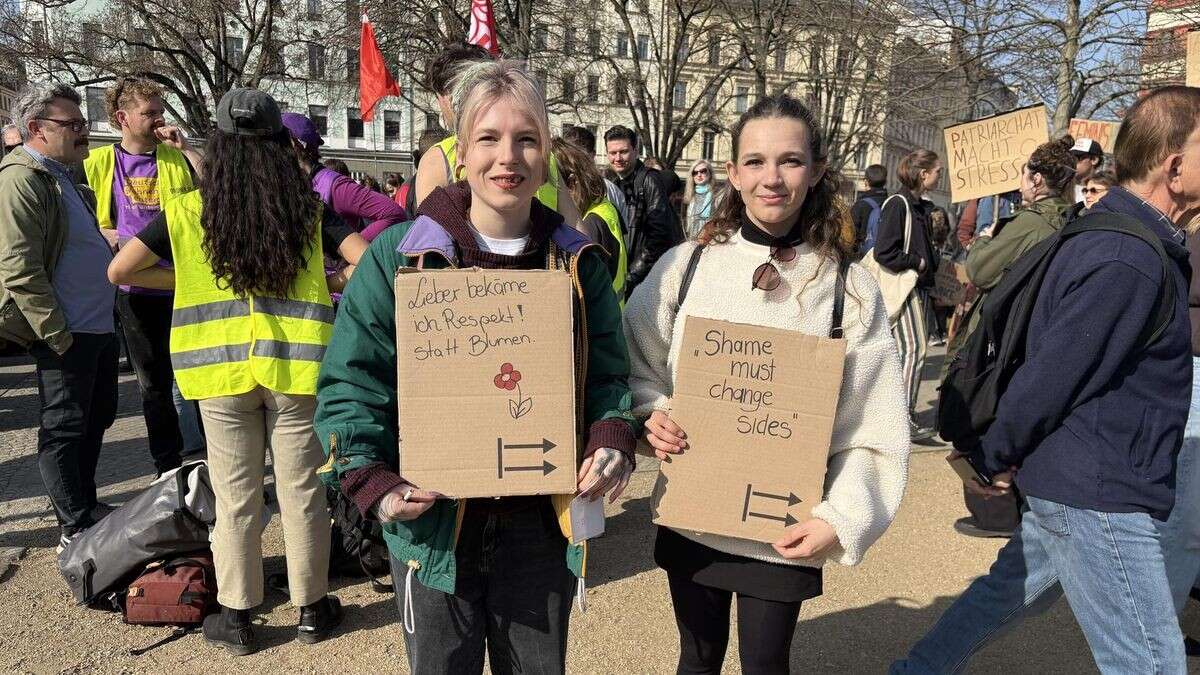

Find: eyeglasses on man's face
<box><xmin>36</xmin><ymin>117</ymin><xmax>88</xmax><ymax>134</ymax></box>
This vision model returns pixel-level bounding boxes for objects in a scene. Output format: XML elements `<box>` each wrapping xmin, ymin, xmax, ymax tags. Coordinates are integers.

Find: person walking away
<box><xmin>108</xmin><ymin>88</ymin><xmax>346</xmax><ymax>655</ymax></box>
<box><xmin>604</xmin><ymin>125</ymin><xmax>681</xmax><ymax>296</ymax></box>
<box><xmin>947</xmin><ymin>135</ymin><xmax>1077</xmax><ymax>539</ymax></box>
<box><xmin>873</xmin><ymin>149</ymin><xmax>941</xmax><ymax>440</ymax></box>
<box><xmin>851</xmin><ymin>164</ymin><xmax>888</xmax><ymax>256</ymax></box>
<box><xmin>683</xmin><ymin>159</ymin><xmax>718</xmax><ymax>240</ymax></box>
<box><xmin>84</xmin><ymin>77</ymin><xmax>203</xmax><ymax>477</ymax></box>
<box><xmin>892</xmin><ymin>85</ymin><xmax>1200</xmax><ymax>675</ymax></box>
<box><xmin>0</xmin><ymin>83</ymin><xmax>117</xmax><ymax>552</ymax></box>
<box><xmin>552</xmin><ymin>137</ymin><xmax>627</xmax><ymax>299</ymax></box>
<box><xmin>627</xmin><ymin>93</ymin><xmax>910</xmax><ymax>675</ymax></box>
<box><xmin>315</xmin><ymin>61</ymin><xmax>637</xmax><ymax>674</ymax></box>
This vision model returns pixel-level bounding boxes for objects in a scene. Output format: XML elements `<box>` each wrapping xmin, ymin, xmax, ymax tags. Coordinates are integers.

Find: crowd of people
<box><xmin>1</xmin><ymin>41</ymin><xmax>1199</xmax><ymax>674</ymax></box>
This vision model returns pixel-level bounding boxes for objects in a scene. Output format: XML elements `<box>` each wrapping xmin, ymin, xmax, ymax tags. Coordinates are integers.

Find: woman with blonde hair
<box><xmin>683</xmin><ymin>159</ymin><xmax>717</xmax><ymax>239</ymax></box>
<box><xmin>314</xmin><ymin>60</ymin><xmax>637</xmax><ymax>673</ymax></box>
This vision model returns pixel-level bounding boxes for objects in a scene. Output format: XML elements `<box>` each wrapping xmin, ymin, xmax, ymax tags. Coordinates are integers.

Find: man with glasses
<box><xmin>1</xmin><ymin>124</ymin><xmax>21</xmax><ymax>156</ymax></box>
<box><xmin>83</xmin><ymin>77</ymin><xmax>203</xmax><ymax>477</ymax></box>
<box><xmin>0</xmin><ymin>83</ymin><xmax>118</xmax><ymax>552</ymax></box>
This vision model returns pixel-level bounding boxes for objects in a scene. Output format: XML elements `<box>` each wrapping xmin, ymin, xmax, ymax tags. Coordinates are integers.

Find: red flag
<box><xmin>359</xmin><ymin>14</ymin><xmax>400</xmax><ymax>122</ymax></box>
<box><xmin>467</xmin><ymin>0</ymin><xmax>501</xmax><ymax>57</ymax></box>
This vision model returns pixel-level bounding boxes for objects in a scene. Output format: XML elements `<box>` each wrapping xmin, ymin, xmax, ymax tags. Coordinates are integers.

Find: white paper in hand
<box><xmin>569</xmin><ymin>495</ymin><xmax>606</xmax><ymax>544</ymax></box>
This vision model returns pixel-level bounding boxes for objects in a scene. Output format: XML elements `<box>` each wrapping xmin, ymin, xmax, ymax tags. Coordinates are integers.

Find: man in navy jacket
<box><xmin>894</xmin><ymin>86</ymin><xmax>1200</xmax><ymax>674</ymax></box>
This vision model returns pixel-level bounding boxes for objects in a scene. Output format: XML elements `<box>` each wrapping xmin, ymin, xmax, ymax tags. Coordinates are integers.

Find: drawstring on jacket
<box><xmin>403</xmin><ymin>560</ymin><xmax>419</xmax><ymax>634</ymax></box>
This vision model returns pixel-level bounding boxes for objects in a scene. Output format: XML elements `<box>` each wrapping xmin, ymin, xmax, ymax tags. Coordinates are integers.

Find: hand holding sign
<box><xmin>772</xmin><ymin>518</ymin><xmax>839</xmax><ymax>560</ymax></box>
<box><xmin>644</xmin><ymin>410</ymin><xmax>688</xmax><ymax>459</ymax></box>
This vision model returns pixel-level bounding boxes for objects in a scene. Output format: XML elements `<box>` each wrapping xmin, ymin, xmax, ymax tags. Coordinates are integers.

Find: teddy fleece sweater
<box><xmin>622</xmin><ymin>232</ymin><xmax>911</xmax><ymax>567</ymax></box>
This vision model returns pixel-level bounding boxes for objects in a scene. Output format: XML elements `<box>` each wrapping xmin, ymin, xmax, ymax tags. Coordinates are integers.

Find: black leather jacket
<box><xmin>607</xmin><ymin>161</ymin><xmax>680</xmax><ymax>295</ymax></box>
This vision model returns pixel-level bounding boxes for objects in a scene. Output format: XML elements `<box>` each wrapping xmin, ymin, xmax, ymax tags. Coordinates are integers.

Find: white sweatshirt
<box><xmin>623</xmin><ymin>233</ymin><xmax>911</xmax><ymax>567</ymax></box>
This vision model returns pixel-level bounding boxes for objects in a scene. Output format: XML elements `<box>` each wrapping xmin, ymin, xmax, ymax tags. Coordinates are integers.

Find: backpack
<box><xmin>860</xmin><ymin>196</ymin><xmax>882</xmax><ymax>253</ymax></box>
<box><xmin>327</xmin><ymin>488</ymin><xmax>393</xmax><ymax>592</ymax></box>
<box><xmin>122</xmin><ymin>552</ymin><xmax>217</xmax><ymax>626</ymax></box>
<box><xmin>937</xmin><ymin>213</ymin><xmax>1177</xmax><ymax>449</ymax></box>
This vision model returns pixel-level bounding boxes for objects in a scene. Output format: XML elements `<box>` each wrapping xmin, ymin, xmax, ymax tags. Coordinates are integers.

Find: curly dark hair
<box><xmin>1027</xmin><ymin>134</ymin><xmax>1078</xmax><ymax>196</ymax></box>
<box><xmin>199</xmin><ymin>129</ymin><xmax>320</xmax><ymax>298</ymax></box>
<box><xmin>698</xmin><ymin>94</ymin><xmax>854</xmax><ymax>265</ymax></box>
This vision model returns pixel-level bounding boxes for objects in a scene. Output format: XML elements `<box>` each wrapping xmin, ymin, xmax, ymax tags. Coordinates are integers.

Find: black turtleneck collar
<box><xmin>738</xmin><ymin>212</ymin><xmax>805</xmax><ymax>248</ymax></box>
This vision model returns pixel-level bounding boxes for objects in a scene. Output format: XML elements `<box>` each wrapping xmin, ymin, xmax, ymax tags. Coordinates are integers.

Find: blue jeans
<box><xmin>172</xmin><ymin>380</ymin><xmax>205</xmax><ymax>453</ymax></box>
<box><xmin>891</xmin><ymin>496</ymin><xmax>1184</xmax><ymax>674</ymax></box>
<box><xmin>1157</xmin><ymin>356</ymin><xmax>1200</xmax><ymax>612</ymax></box>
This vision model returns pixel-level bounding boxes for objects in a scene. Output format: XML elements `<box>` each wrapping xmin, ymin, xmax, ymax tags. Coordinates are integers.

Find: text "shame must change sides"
<box><xmin>405</xmin><ymin>274</ymin><xmax>534</xmax><ymax>361</ymax></box>
<box><xmin>700</xmin><ymin>328</ymin><xmax>793</xmax><ymax>439</ymax></box>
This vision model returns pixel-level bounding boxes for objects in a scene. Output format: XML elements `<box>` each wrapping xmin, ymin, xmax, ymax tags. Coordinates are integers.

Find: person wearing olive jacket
<box><xmin>313</xmin><ymin>61</ymin><xmax>637</xmax><ymax>674</ymax></box>
<box><xmin>946</xmin><ymin>135</ymin><xmax>1077</xmax><ymax>539</ymax></box>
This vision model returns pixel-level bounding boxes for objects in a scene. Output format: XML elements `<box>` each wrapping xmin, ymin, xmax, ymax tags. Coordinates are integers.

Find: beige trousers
<box><xmin>199</xmin><ymin>386</ymin><xmax>330</xmax><ymax>609</ymax></box>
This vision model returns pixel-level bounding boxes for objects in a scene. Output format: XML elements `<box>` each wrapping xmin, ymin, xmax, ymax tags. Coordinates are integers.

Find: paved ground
<box><xmin>2</xmin><ymin>349</ymin><xmax>1200</xmax><ymax>673</ymax></box>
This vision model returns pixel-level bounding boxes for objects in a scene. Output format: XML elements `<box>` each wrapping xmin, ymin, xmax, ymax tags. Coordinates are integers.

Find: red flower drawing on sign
<box><xmin>494</xmin><ymin>363</ymin><xmax>532</xmax><ymax>419</ymax></box>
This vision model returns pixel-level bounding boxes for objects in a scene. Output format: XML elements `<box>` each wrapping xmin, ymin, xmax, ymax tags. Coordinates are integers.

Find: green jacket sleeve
<box><xmin>964</xmin><ymin>210</ymin><xmax>1052</xmax><ymax>291</ymax></box>
<box><xmin>578</xmin><ymin>250</ymin><xmax>639</xmax><ymax>456</ymax></box>
<box><xmin>0</xmin><ymin>169</ymin><xmax>71</xmax><ymax>354</ymax></box>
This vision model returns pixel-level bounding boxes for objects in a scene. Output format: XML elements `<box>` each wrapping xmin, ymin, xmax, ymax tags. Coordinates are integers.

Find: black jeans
<box><xmin>115</xmin><ymin>292</ymin><xmax>181</xmax><ymax>473</ymax></box>
<box><xmin>667</xmin><ymin>570</ymin><xmax>803</xmax><ymax>675</ymax></box>
<box><xmin>390</xmin><ymin>501</ymin><xmax>575</xmax><ymax>674</ymax></box>
<box><xmin>32</xmin><ymin>332</ymin><xmax>119</xmax><ymax>534</ymax></box>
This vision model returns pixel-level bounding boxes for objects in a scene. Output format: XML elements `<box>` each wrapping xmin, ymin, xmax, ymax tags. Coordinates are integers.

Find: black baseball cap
<box><xmin>215</xmin><ymin>88</ymin><xmax>283</xmax><ymax>137</ymax></box>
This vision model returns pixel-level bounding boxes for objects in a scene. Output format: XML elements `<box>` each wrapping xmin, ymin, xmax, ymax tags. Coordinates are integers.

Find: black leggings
<box><xmin>667</xmin><ymin>570</ymin><xmax>803</xmax><ymax>675</ymax></box>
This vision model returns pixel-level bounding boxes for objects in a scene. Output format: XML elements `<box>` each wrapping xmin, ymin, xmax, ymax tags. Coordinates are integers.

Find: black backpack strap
<box><xmin>830</xmin><ymin>257</ymin><xmax>851</xmax><ymax>339</ymax></box>
<box><xmin>1060</xmin><ymin>213</ymin><xmax>1177</xmax><ymax>347</ymax></box>
<box><xmin>677</xmin><ymin>244</ymin><xmax>705</xmax><ymax>309</ymax></box>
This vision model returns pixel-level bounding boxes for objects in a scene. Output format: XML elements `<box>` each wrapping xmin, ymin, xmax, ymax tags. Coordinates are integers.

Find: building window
<box><xmin>224</xmin><ymin>36</ymin><xmax>244</xmax><ymax>67</ymax></box>
<box><xmin>307</xmin><ymin>0</ymin><xmax>320</xmax><ymax>19</ymax></box>
<box><xmin>707</xmin><ymin>39</ymin><xmax>720</xmax><ymax>66</ymax></box>
<box><xmin>424</xmin><ymin>110</ymin><xmax>439</xmax><ymax>130</ymax></box>
<box><xmin>563</xmin><ymin>27</ymin><xmax>575</xmax><ymax>55</ymax></box>
<box><xmin>614</xmin><ymin>74</ymin><xmax>627</xmax><ymax>105</ymax></box>
<box><xmin>347</xmin><ymin>107</ymin><xmax>363</xmax><ymax>139</ymax></box>
<box><xmin>346</xmin><ymin>48</ymin><xmax>359</xmax><ymax>81</ymax></box>
<box><xmin>735</xmin><ymin>85</ymin><xmax>749</xmax><ymax>113</ymax></box>
<box><xmin>702</xmin><ymin>130</ymin><xmax>715</xmax><ymax>160</ymax></box>
<box><xmin>855</xmin><ymin>144</ymin><xmax>868</xmax><ymax>169</ymax></box>
<box><xmin>384</xmin><ymin>110</ymin><xmax>401</xmax><ymax>141</ymax></box>
<box><xmin>562</xmin><ymin>73</ymin><xmax>576</xmax><ymax>103</ymax></box>
<box><xmin>31</xmin><ymin>21</ymin><xmax>46</xmax><ymax>48</ymax></box>
<box><xmin>775</xmin><ymin>47</ymin><xmax>787</xmax><ymax>71</ymax></box>
<box><xmin>587</xmin><ymin>75</ymin><xmax>600</xmax><ymax>103</ymax></box>
<box><xmin>308</xmin><ymin>42</ymin><xmax>326</xmax><ymax>78</ymax></box>
<box><xmin>616</xmin><ymin>32</ymin><xmax>628</xmax><ymax>58</ymax></box>
<box><xmin>673</xmin><ymin>81</ymin><xmax>687</xmax><ymax>108</ymax></box>
<box><xmin>85</xmin><ymin>87</ymin><xmax>106</xmax><ymax>131</ymax></box>
<box><xmin>587</xmin><ymin>29</ymin><xmax>600</xmax><ymax>55</ymax></box>
<box><xmin>835</xmin><ymin>44</ymin><xmax>849</xmax><ymax>75</ymax></box>
<box><xmin>809</xmin><ymin>42</ymin><xmax>822</xmax><ymax>73</ymax></box>
<box><xmin>676</xmin><ymin>36</ymin><xmax>689</xmax><ymax>63</ymax></box>
<box><xmin>636</xmin><ymin>34</ymin><xmax>649</xmax><ymax>60</ymax></box>
<box><xmin>534</xmin><ymin>70</ymin><xmax>547</xmax><ymax>95</ymax></box>
<box><xmin>264</xmin><ymin>40</ymin><xmax>284</xmax><ymax>73</ymax></box>
<box><xmin>130</xmin><ymin>28</ymin><xmax>151</xmax><ymax>59</ymax></box>
<box><xmin>308</xmin><ymin>105</ymin><xmax>328</xmax><ymax>135</ymax></box>
<box><xmin>534</xmin><ymin>24</ymin><xmax>548</xmax><ymax>51</ymax></box>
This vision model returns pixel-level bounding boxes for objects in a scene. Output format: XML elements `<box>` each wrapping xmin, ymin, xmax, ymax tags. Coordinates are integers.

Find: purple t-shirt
<box><xmin>114</xmin><ymin>145</ymin><xmax>174</xmax><ymax>295</ymax></box>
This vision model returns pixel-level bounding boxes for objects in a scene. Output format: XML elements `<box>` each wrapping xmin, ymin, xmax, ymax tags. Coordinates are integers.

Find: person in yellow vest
<box><xmin>411</xmin><ymin>43</ymin><xmax>581</xmax><ymax>226</ymax></box>
<box><xmin>83</xmin><ymin>77</ymin><xmax>203</xmax><ymax>476</ymax></box>
<box><xmin>107</xmin><ymin>88</ymin><xmax>348</xmax><ymax>656</ymax></box>
<box><xmin>551</xmin><ymin>136</ymin><xmax>627</xmax><ymax>301</ymax></box>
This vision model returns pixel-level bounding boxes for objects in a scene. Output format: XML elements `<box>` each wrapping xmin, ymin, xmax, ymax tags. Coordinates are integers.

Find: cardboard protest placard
<box><xmin>943</xmin><ymin>104</ymin><xmax>1049</xmax><ymax>203</ymax></box>
<box><xmin>931</xmin><ymin>261</ymin><xmax>968</xmax><ymax>306</ymax></box>
<box><xmin>1188</xmin><ymin>32</ymin><xmax>1200</xmax><ymax>87</ymax></box>
<box><xmin>395</xmin><ymin>268</ymin><xmax>577</xmax><ymax>497</ymax></box>
<box><xmin>1068</xmin><ymin>118</ymin><xmax>1121</xmax><ymax>154</ymax></box>
<box><xmin>652</xmin><ymin>316</ymin><xmax>846</xmax><ymax>543</ymax></box>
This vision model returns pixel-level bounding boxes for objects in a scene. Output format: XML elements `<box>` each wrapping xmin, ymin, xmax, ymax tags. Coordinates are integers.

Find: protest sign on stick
<box><xmin>652</xmin><ymin>316</ymin><xmax>845</xmax><ymax>543</ymax></box>
<box><xmin>395</xmin><ymin>268</ymin><xmax>578</xmax><ymax>497</ymax></box>
<box><xmin>1068</xmin><ymin>118</ymin><xmax>1121</xmax><ymax>154</ymax></box>
<box><xmin>944</xmin><ymin>104</ymin><xmax>1049</xmax><ymax>203</ymax></box>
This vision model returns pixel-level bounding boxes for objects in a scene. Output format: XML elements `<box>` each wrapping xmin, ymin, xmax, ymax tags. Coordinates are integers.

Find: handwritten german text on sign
<box><xmin>395</xmin><ymin>268</ymin><xmax>577</xmax><ymax>497</ymax></box>
<box><xmin>944</xmin><ymin>105</ymin><xmax>1049</xmax><ymax>203</ymax></box>
<box><xmin>652</xmin><ymin>316</ymin><xmax>846</xmax><ymax>543</ymax></box>
<box><xmin>1068</xmin><ymin>118</ymin><xmax>1121</xmax><ymax>155</ymax></box>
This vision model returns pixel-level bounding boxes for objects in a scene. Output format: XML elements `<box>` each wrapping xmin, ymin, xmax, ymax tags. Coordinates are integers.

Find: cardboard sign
<box><xmin>1188</xmin><ymin>32</ymin><xmax>1200</xmax><ymax>87</ymax></box>
<box><xmin>652</xmin><ymin>316</ymin><xmax>846</xmax><ymax>543</ymax></box>
<box><xmin>943</xmin><ymin>105</ymin><xmax>1049</xmax><ymax>203</ymax></box>
<box><xmin>931</xmin><ymin>261</ymin><xmax>968</xmax><ymax>306</ymax></box>
<box><xmin>395</xmin><ymin>268</ymin><xmax>578</xmax><ymax>497</ymax></box>
<box><xmin>1068</xmin><ymin>118</ymin><xmax>1121</xmax><ymax>154</ymax></box>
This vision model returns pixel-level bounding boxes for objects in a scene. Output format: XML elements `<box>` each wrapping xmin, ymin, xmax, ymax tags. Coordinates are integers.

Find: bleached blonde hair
<box><xmin>451</xmin><ymin>60</ymin><xmax>551</xmax><ymax>183</ymax></box>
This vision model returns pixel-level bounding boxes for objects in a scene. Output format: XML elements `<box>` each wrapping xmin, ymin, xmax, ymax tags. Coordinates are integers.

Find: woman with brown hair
<box><xmin>551</xmin><ymin>136</ymin><xmax>625</xmax><ymax>293</ymax></box>
<box><xmin>873</xmin><ymin>149</ymin><xmax>942</xmax><ymax>439</ymax></box>
<box><xmin>624</xmin><ymin>93</ymin><xmax>909</xmax><ymax>674</ymax></box>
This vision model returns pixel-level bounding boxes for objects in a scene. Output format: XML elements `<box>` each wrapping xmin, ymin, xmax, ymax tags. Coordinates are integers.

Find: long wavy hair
<box><xmin>698</xmin><ymin>94</ymin><xmax>854</xmax><ymax>265</ymax></box>
<box><xmin>199</xmin><ymin>129</ymin><xmax>321</xmax><ymax>298</ymax></box>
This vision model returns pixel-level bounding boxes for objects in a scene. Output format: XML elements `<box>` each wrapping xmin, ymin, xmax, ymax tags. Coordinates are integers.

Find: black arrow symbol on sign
<box><xmin>504</xmin><ymin>461</ymin><xmax>557</xmax><ymax>476</ymax></box>
<box><xmin>752</xmin><ymin>490</ymin><xmax>801</xmax><ymax>506</ymax></box>
<box><xmin>502</xmin><ymin>438</ymin><xmax>557</xmax><ymax>453</ymax></box>
<box><xmin>747</xmin><ymin>511</ymin><xmax>799</xmax><ymax>526</ymax></box>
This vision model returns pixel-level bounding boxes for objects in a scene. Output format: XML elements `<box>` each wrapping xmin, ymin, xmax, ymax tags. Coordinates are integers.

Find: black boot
<box><xmin>203</xmin><ymin>605</ymin><xmax>255</xmax><ymax>656</ymax></box>
<box><xmin>297</xmin><ymin>596</ymin><xmax>343</xmax><ymax>644</ymax></box>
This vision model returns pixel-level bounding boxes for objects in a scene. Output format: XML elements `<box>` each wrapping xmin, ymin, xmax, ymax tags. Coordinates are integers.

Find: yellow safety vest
<box><xmin>437</xmin><ymin>135</ymin><xmax>560</xmax><ymax>211</ymax></box>
<box><xmin>584</xmin><ymin>198</ymin><xmax>627</xmax><ymax>302</ymax></box>
<box><xmin>164</xmin><ymin>190</ymin><xmax>334</xmax><ymax>400</ymax></box>
<box><xmin>84</xmin><ymin>143</ymin><xmax>195</xmax><ymax>230</ymax></box>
